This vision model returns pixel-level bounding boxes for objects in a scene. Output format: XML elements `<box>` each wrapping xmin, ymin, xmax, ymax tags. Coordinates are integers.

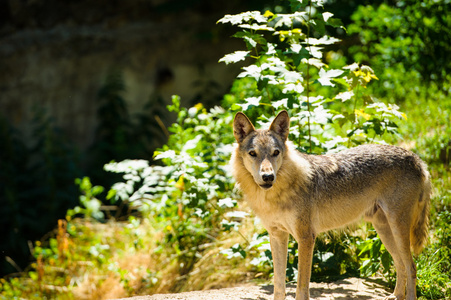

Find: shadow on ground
<box><xmin>118</xmin><ymin>277</ymin><xmax>392</xmax><ymax>300</ymax></box>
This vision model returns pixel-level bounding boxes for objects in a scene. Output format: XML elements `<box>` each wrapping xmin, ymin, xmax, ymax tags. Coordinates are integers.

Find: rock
<box><xmin>116</xmin><ymin>278</ymin><xmax>392</xmax><ymax>300</ymax></box>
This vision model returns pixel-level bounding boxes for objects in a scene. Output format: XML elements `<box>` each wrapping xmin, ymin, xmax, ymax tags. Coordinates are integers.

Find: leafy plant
<box><xmin>218</xmin><ymin>0</ymin><xmax>404</xmax><ymax>281</ymax></box>
<box><xmin>67</xmin><ymin>177</ymin><xmax>105</xmax><ymax>221</ymax></box>
<box><xmin>219</xmin><ymin>4</ymin><xmax>405</xmax><ymax>155</ymax></box>
<box><xmin>357</xmin><ymin>232</ymin><xmax>393</xmax><ymax>283</ymax></box>
<box><xmin>347</xmin><ymin>0</ymin><xmax>451</xmax><ymax>100</ymax></box>
<box><xmin>104</xmin><ymin>96</ymin><xmax>239</xmax><ymax>287</ymax></box>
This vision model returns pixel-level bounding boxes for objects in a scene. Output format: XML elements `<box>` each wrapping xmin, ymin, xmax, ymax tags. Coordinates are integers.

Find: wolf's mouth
<box><xmin>259</xmin><ymin>183</ymin><xmax>273</xmax><ymax>190</ymax></box>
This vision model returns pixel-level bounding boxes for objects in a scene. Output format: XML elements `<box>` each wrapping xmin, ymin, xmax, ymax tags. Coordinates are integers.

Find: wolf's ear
<box><xmin>233</xmin><ymin>112</ymin><xmax>255</xmax><ymax>143</ymax></box>
<box><xmin>269</xmin><ymin>110</ymin><xmax>290</xmax><ymax>141</ymax></box>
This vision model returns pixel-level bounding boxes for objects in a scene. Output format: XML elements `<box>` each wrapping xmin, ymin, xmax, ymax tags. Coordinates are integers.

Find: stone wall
<box><xmin>0</xmin><ymin>0</ymin><xmax>254</xmax><ymax>150</ymax></box>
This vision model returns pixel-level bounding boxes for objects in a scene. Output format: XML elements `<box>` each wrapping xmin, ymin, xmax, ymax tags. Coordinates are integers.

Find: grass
<box><xmin>0</xmin><ymin>211</ymin><xmax>262</xmax><ymax>300</ymax></box>
<box><xmin>397</xmin><ymin>86</ymin><xmax>451</xmax><ymax>299</ymax></box>
<box><xmin>1</xmin><ymin>86</ymin><xmax>450</xmax><ymax>299</ymax></box>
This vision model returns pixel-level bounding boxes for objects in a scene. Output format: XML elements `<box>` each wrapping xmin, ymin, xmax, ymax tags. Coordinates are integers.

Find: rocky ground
<box><xmin>118</xmin><ymin>277</ymin><xmax>393</xmax><ymax>300</ymax></box>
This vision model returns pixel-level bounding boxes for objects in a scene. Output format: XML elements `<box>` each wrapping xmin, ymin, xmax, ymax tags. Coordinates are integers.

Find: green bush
<box><xmin>218</xmin><ymin>5</ymin><xmax>405</xmax><ymax>154</ymax></box>
<box><xmin>217</xmin><ymin>0</ymin><xmax>406</xmax><ymax>281</ymax></box>
<box><xmin>348</xmin><ymin>0</ymin><xmax>451</xmax><ymax>101</ymax></box>
<box><xmin>105</xmin><ymin>97</ymin><xmax>238</xmax><ymax>283</ymax></box>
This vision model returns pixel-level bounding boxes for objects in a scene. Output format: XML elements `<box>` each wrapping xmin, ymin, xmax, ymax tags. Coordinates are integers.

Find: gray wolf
<box><xmin>230</xmin><ymin>110</ymin><xmax>430</xmax><ymax>300</ymax></box>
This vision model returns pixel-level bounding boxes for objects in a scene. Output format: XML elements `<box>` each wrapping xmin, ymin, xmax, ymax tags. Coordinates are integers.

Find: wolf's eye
<box><xmin>273</xmin><ymin>150</ymin><xmax>280</xmax><ymax>156</ymax></box>
<box><xmin>249</xmin><ymin>150</ymin><xmax>257</xmax><ymax>157</ymax></box>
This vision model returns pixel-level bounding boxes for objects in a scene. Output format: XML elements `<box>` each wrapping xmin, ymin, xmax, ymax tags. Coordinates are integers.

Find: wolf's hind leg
<box><xmin>382</xmin><ymin>199</ymin><xmax>418</xmax><ymax>300</ymax></box>
<box><xmin>370</xmin><ymin>207</ymin><xmax>407</xmax><ymax>300</ymax></box>
<box><xmin>389</xmin><ymin>221</ymin><xmax>417</xmax><ymax>300</ymax></box>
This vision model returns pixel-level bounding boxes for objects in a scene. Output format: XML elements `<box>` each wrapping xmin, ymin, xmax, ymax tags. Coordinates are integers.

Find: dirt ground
<box><xmin>117</xmin><ymin>277</ymin><xmax>393</xmax><ymax>300</ymax></box>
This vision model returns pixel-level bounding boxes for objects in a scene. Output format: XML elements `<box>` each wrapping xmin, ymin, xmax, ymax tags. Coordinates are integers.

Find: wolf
<box><xmin>230</xmin><ymin>110</ymin><xmax>430</xmax><ymax>300</ymax></box>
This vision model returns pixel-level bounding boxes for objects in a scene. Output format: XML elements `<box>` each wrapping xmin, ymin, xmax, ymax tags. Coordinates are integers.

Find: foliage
<box><xmin>0</xmin><ymin>68</ymin><xmax>170</xmax><ymax>277</ymax></box>
<box><xmin>347</xmin><ymin>0</ymin><xmax>451</xmax><ymax>100</ymax></box>
<box><xmin>218</xmin><ymin>4</ymin><xmax>405</xmax><ymax>155</ymax></box>
<box><xmin>1</xmin><ymin>1</ymin><xmax>450</xmax><ymax>299</ymax></box>
<box><xmin>218</xmin><ymin>0</ymin><xmax>407</xmax><ymax>282</ymax></box>
<box><xmin>357</xmin><ymin>230</ymin><xmax>393</xmax><ymax>282</ymax></box>
<box><xmin>104</xmin><ymin>96</ymin><xmax>238</xmax><ymax>281</ymax></box>
<box><xmin>67</xmin><ymin>177</ymin><xmax>105</xmax><ymax>221</ymax></box>
<box><xmin>415</xmin><ymin>196</ymin><xmax>451</xmax><ymax>299</ymax></box>
<box><xmin>398</xmin><ymin>93</ymin><xmax>451</xmax><ymax>299</ymax></box>
<box><xmin>3</xmin><ymin>92</ymin><xmax>450</xmax><ymax>298</ymax></box>
<box><xmin>0</xmin><ymin>110</ymin><xmax>81</xmax><ymax>276</ymax></box>
<box><xmin>0</xmin><ymin>216</ymin><xmax>156</xmax><ymax>300</ymax></box>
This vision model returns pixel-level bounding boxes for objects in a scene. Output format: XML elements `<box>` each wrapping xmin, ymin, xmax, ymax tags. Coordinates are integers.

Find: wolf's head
<box><xmin>233</xmin><ymin>111</ymin><xmax>290</xmax><ymax>190</ymax></box>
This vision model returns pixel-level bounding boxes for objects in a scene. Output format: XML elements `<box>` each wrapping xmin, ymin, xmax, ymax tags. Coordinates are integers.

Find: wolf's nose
<box><xmin>262</xmin><ymin>174</ymin><xmax>274</xmax><ymax>182</ymax></box>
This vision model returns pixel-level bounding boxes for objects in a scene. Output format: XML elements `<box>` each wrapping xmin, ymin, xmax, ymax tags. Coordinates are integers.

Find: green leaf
<box><xmin>234</xmin><ymin>31</ymin><xmax>267</xmax><ymax>45</ymax></box>
<box><xmin>217</xmin><ymin>11</ymin><xmax>267</xmax><ymax>25</ymax></box>
<box><xmin>322</xmin><ymin>12</ymin><xmax>334</xmax><ymax>22</ymax></box>
<box><xmin>154</xmin><ymin>150</ymin><xmax>177</xmax><ymax>161</ymax></box>
<box><xmin>326</xmin><ymin>17</ymin><xmax>344</xmax><ymax>29</ymax></box>
<box><xmin>238</xmin><ymin>65</ymin><xmax>262</xmax><ymax>80</ymax></box>
<box><xmin>106</xmin><ymin>189</ymin><xmax>117</xmax><ymax>201</ymax></box>
<box><xmin>219</xmin><ymin>51</ymin><xmax>250</xmax><ymax>65</ymax></box>
<box><xmin>239</xmin><ymin>96</ymin><xmax>261</xmax><ymax>110</ymax></box>
<box><xmin>306</xmin><ymin>36</ymin><xmax>341</xmax><ymax>45</ymax></box>
<box><xmin>381</xmin><ymin>250</ymin><xmax>392</xmax><ymax>273</ymax></box>
<box><xmin>318</xmin><ymin>68</ymin><xmax>344</xmax><ymax>86</ymax></box>
<box><xmin>272</xmin><ymin>98</ymin><xmax>288</xmax><ymax>109</ymax></box>
<box><xmin>91</xmin><ymin>185</ymin><xmax>104</xmax><ymax>196</ymax></box>
<box><xmin>238</xmin><ymin>24</ymin><xmax>274</xmax><ymax>31</ymax></box>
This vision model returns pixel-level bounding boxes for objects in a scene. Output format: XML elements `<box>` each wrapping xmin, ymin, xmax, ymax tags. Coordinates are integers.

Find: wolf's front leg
<box><xmin>295</xmin><ymin>231</ymin><xmax>315</xmax><ymax>300</ymax></box>
<box><xmin>269</xmin><ymin>229</ymin><xmax>289</xmax><ymax>300</ymax></box>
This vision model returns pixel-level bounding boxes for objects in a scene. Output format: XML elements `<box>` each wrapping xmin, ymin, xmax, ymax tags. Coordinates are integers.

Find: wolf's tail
<box><xmin>411</xmin><ymin>164</ymin><xmax>431</xmax><ymax>256</ymax></box>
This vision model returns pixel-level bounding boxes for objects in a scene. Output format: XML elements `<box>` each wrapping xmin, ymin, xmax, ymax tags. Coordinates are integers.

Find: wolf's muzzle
<box><xmin>260</xmin><ymin>173</ymin><xmax>274</xmax><ymax>189</ymax></box>
<box><xmin>262</xmin><ymin>173</ymin><xmax>274</xmax><ymax>183</ymax></box>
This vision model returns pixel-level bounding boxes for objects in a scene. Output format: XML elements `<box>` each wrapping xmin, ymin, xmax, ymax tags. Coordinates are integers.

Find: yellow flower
<box><xmin>363</xmin><ymin>72</ymin><xmax>378</xmax><ymax>83</ymax></box>
<box><xmin>353</xmin><ymin>70</ymin><xmax>365</xmax><ymax>77</ymax></box>
<box><xmin>353</xmin><ymin>68</ymin><xmax>378</xmax><ymax>83</ymax></box>
<box><xmin>194</xmin><ymin>103</ymin><xmax>203</xmax><ymax>111</ymax></box>
<box><xmin>263</xmin><ymin>10</ymin><xmax>274</xmax><ymax>18</ymax></box>
<box><xmin>175</xmin><ymin>175</ymin><xmax>185</xmax><ymax>191</ymax></box>
<box><xmin>355</xmin><ymin>109</ymin><xmax>371</xmax><ymax>120</ymax></box>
